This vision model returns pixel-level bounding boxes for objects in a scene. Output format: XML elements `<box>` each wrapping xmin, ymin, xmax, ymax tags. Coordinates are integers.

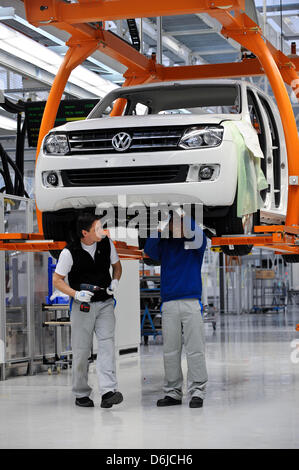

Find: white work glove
<box><xmin>50</xmin><ymin>290</ymin><xmax>69</xmax><ymax>302</ymax></box>
<box><xmin>75</xmin><ymin>290</ymin><xmax>94</xmax><ymax>303</ymax></box>
<box><xmin>157</xmin><ymin>207</ymin><xmax>185</xmax><ymax>233</ymax></box>
<box><xmin>106</xmin><ymin>279</ymin><xmax>119</xmax><ymax>295</ymax></box>
<box><xmin>157</xmin><ymin>214</ymin><xmax>171</xmax><ymax>233</ymax></box>
<box><xmin>174</xmin><ymin>206</ymin><xmax>185</xmax><ymax>218</ymax></box>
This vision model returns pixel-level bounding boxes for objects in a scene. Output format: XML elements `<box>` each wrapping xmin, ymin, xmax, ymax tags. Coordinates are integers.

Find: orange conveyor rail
<box><xmin>0</xmin><ymin>232</ymin><xmax>143</xmax><ymax>260</ymax></box>
<box><xmin>212</xmin><ymin>225</ymin><xmax>299</xmax><ymax>256</ymax></box>
<box><xmin>0</xmin><ymin>0</ymin><xmax>298</xmax><ymax>256</ymax></box>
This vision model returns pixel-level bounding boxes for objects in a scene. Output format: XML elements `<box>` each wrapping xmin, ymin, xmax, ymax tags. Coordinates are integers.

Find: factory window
<box><xmin>247</xmin><ymin>89</ymin><xmax>268</xmax><ymax>201</ymax></box>
<box><xmin>258</xmin><ymin>94</ymin><xmax>281</xmax><ymax>208</ymax></box>
<box><xmin>90</xmin><ymin>84</ymin><xmax>241</xmax><ymax>118</ymax></box>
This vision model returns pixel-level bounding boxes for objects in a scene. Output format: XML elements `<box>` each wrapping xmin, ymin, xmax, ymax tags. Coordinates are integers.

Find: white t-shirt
<box><xmin>55</xmin><ymin>239</ymin><xmax>119</xmax><ymax>277</ymax></box>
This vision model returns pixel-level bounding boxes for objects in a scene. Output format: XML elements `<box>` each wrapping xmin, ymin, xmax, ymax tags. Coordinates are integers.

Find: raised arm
<box><xmin>144</xmin><ymin>232</ymin><xmax>162</xmax><ymax>262</ymax></box>
<box><xmin>112</xmin><ymin>260</ymin><xmax>122</xmax><ymax>281</ymax></box>
<box><xmin>53</xmin><ymin>272</ymin><xmax>76</xmax><ymax>298</ymax></box>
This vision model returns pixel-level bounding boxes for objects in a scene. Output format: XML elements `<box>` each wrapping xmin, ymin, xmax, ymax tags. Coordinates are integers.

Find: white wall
<box><xmin>114</xmin><ymin>259</ymin><xmax>140</xmax><ymax>357</ymax></box>
<box><xmin>111</xmin><ymin>228</ymin><xmax>140</xmax><ymax>357</ymax></box>
<box><xmin>291</xmin><ymin>264</ymin><xmax>299</xmax><ymax>290</ymax></box>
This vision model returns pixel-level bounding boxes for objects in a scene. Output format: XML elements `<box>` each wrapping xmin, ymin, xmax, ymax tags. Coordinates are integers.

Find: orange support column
<box><xmin>35</xmin><ymin>39</ymin><xmax>99</xmax><ymax>233</ymax></box>
<box><xmin>248</xmin><ymin>37</ymin><xmax>299</xmax><ymax>227</ymax></box>
<box><xmin>280</xmin><ymin>66</ymin><xmax>299</xmax><ymax>104</ymax></box>
<box><xmin>221</xmin><ymin>27</ymin><xmax>299</xmax><ymax>227</ymax></box>
<box><xmin>110</xmin><ymin>77</ymin><xmax>134</xmax><ymax>117</ymax></box>
<box><xmin>36</xmin><ymin>39</ymin><xmax>99</xmax><ymax>156</ymax></box>
<box><xmin>110</xmin><ymin>73</ymin><xmax>154</xmax><ymax>116</ymax></box>
<box><xmin>110</xmin><ymin>98</ymin><xmax>128</xmax><ymax>117</ymax></box>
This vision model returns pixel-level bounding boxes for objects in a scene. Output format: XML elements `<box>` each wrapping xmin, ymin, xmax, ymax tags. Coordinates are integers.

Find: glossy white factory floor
<box><xmin>0</xmin><ymin>311</ymin><xmax>299</xmax><ymax>449</ymax></box>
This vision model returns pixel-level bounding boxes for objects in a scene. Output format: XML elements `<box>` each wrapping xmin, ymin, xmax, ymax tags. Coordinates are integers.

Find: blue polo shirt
<box><xmin>144</xmin><ymin>217</ymin><xmax>207</xmax><ymax>303</ymax></box>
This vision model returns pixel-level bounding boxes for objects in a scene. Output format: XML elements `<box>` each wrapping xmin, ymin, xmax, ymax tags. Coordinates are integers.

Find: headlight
<box><xmin>42</xmin><ymin>171</ymin><xmax>62</xmax><ymax>188</ymax></box>
<box><xmin>44</xmin><ymin>134</ymin><xmax>70</xmax><ymax>155</ymax></box>
<box><xmin>199</xmin><ymin>166</ymin><xmax>214</xmax><ymax>180</ymax></box>
<box><xmin>179</xmin><ymin>126</ymin><xmax>223</xmax><ymax>149</ymax></box>
<box><xmin>46</xmin><ymin>172</ymin><xmax>59</xmax><ymax>186</ymax></box>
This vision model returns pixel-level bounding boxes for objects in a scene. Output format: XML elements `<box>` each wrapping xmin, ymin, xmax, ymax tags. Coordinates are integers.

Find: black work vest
<box><xmin>67</xmin><ymin>236</ymin><xmax>112</xmax><ymax>302</ymax></box>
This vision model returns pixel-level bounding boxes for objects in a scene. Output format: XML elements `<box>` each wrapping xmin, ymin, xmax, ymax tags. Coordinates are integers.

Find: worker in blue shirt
<box><xmin>144</xmin><ymin>210</ymin><xmax>208</xmax><ymax>408</ymax></box>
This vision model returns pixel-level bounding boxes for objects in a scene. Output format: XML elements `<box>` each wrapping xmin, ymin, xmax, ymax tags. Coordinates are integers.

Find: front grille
<box><xmin>67</xmin><ymin>126</ymin><xmax>185</xmax><ymax>154</ymax></box>
<box><xmin>61</xmin><ymin>165</ymin><xmax>189</xmax><ymax>187</ymax></box>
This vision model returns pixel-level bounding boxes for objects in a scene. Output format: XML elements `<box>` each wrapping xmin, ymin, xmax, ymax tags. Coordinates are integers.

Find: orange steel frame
<box><xmin>0</xmin><ymin>231</ymin><xmax>142</xmax><ymax>260</ymax></box>
<box><xmin>4</xmin><ymin>0</ymin><xmax>298</xmax><ymax>256</ymax></box>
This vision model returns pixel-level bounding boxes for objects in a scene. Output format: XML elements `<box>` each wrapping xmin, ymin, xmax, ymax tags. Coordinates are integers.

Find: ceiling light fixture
<box><xmin>0</xmin><ymin>23</ymin><xmax>117</xmax><ymax>97</ymax></box>
<box><xmin>0</xmin><ymin>115</ymin><xmax>17</xmax><ymax>131</ymax></box>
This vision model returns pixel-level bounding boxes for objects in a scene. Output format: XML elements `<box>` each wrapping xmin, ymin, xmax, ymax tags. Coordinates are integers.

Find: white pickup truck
<box><xmin>35</xmin><ymin>79</ymin><xmax>288</xmax><ymax>257</ymax></box>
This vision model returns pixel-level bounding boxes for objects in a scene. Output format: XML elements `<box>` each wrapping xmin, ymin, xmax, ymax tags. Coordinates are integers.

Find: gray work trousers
<box><xmin>71</xmin><ymin>298</ymin><xmax>117</xmax><ymax>398</ymax></box>
<box><xmin>161</xmin><ymin>299</ymin><xmax>208</xmax><ymax>400</ymax></box>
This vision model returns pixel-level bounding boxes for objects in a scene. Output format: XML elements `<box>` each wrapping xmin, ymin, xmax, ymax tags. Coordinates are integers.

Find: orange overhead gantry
<box><xmin>3</xmin><ymin>0</ymin><xmax>298</xmax><ymax>257</ymax></box>
<box><xmin>0</xmin><ymin>232</ymin><xmax>142</xmax><ymax>260</ymax></box>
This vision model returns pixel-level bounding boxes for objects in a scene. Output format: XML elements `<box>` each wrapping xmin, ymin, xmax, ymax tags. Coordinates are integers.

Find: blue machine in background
<box><xmin>46</xmin><ymin>257</ymin><xmax>73</xmax><ymax>311</ymax></box>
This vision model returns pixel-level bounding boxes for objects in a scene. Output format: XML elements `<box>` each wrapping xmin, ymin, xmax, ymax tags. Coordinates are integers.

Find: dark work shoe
<box><xmin>157</xmin><ymin>396</ymin><xmax>182</xmax><ymax>407</ymax></box>
<box><xmin>101</xmin><ymin>391</ymin><xmax>123</xmax><ymax>409</ymax></box>
<box><xmin>75</xmin><ymin>396</ymin><xmax>94</xmax><ymax>407</ymax></box>
<box><xmin>189</xmin><ymin>397</ymin><xmax>203</xmax><ymax>408</ymax></box>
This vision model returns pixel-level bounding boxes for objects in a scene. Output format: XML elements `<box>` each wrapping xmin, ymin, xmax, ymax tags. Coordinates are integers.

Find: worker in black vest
<box><xmin>53</xmin><ymin>213</ymin><xmax>123</xmax><ymax>408</ymax></box>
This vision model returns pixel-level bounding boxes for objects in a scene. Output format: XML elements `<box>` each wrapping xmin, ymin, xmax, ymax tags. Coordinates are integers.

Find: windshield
<box><xmin>89</xmin><ymin>84</ymin><xmax>241</xmax><ymax>118</ymax></box>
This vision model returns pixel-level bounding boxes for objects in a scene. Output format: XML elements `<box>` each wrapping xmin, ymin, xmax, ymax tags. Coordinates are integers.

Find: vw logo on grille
<box><xmin>112</xmin><ymin>132</ymin><xmax>132</xmax><ymax>152</ymax></box>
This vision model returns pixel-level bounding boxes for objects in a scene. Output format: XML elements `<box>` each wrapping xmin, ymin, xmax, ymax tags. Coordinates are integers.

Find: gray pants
<box><xmin>71</xmin><ymin>298</ymin><xmax>117</xmax><ymax>398</ymax></box>
<box><xmin>162</xmin><ymin>299</ymin><xmax>208</xmax><ymax>400</ymax></box>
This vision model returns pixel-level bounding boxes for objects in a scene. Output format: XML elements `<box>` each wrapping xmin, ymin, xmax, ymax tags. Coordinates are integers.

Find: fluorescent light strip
<box><xmin>0</xmin><ymin>23</ymin><xmax>117</xmax><ymax>97</ymax></box>
<box><xmin>13</xmin><ymin>14</ymin><xmax>118</xmax><ymax>75</ymax></box>
<box><xmin>0</xmin><ymin>115</ymin><xmax>17</xmax><ymax>131</ymax></box>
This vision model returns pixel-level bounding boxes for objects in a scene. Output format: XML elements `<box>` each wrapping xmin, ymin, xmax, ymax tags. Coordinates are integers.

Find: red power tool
<box><xmin>79</xmin><ymin>284</ymin><xmax>104</xmax><ymax>312</ymax></box>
